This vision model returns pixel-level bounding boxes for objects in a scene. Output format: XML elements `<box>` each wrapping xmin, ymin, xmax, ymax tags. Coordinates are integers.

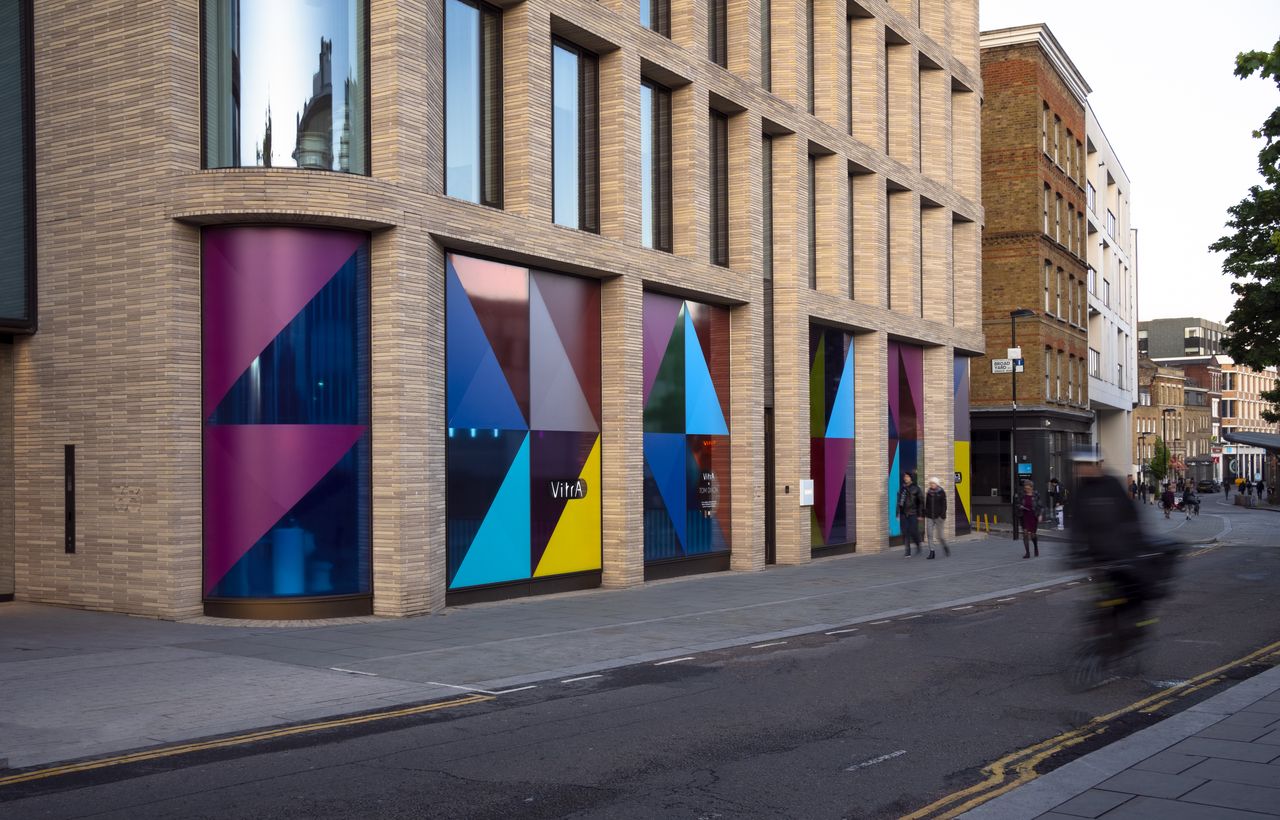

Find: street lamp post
<box><xmin>1009</xmin><ymin>309</ymin><xmax>1037</xmax><ymax>540</ymax></box>
<box><xmin>1161</xmin><ymin>408</ymin><xmax>1177</xmax><ymax>487</ymax></box>
<box><xmin>1138</xmin><ymin>431</ymin><xmax>1149</xmax><ymax>492</ymax></box>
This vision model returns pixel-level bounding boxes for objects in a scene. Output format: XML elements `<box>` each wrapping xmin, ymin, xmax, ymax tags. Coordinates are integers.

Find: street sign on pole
<box><xmin>992</xmin><ymin>358</ymin><xmax>1013</xmax><ymax>373</ymax></box>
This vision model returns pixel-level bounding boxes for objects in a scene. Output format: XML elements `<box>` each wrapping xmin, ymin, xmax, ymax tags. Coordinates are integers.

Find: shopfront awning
<box><xmin>1223</xmin><ymin>431</ymin><xmax>1280</xmax><ymax>453</ymax></box>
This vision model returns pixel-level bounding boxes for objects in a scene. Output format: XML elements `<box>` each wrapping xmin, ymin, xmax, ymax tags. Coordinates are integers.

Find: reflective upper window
<box><xmin>445</xmin><ymin>0</ymin><xmax>502</xmax><ymax>206</ymax></box>
<box><xmin>552</xmin><ymin>44</ymin><xmax>580</xmax><ymax>229</ymax></box>
<box><xmin>640</xmin><ymin>84</ymin><xmax>652</xmax><ymax>247</ymax></box>
<box><xmin>0</xmin><ymin>0</ymin><xmax>31</xmax><ymax>331</ymax></box>
<box><xmin>203</xmin><ymin>0</ymin><xmax>368</xmax><ymax>174</ymax></box>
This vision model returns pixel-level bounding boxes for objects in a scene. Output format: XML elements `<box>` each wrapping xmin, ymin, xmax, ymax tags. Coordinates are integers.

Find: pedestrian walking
<box><xmin>896</xmin><ymin>473</ymin><xmax>925</xmax><ymax>557</ymax></box>
<box><xmin>1224</xmin><ymin>479</ymin><xmax>1231</xmax><ymax>499</ymax></box>
<box><xmin>1259</xmin><ymin>479</ymin><xmax>1267</xmax><ymax>503</ymax></box>
<box><xmin>1019</xmin><ymin>480</ymin><xmax>1040</xmax><ymax>559</ymax></box>
<box><xmin>1048</xmin><ymin>477</ymin><xmax>1065</xmax><ymax>530</ymax></box>
<box><xmin>1183</xmin><ymin>487</ymin><xmax>1198</xmax><ymax>519</ymax></box>
<box><xmin>1161</xmin><ymin>484</ymin><xmax>1175</xmax><ymax>519</ymax></box>
<box><xmin>1129</xmin><ymin>478</ymin><xmax>1138</xmax><ymax>502</ymax></box>
<box><xmin>923</xmin><ymin>477</ymin><xmax>950</xmax><ymax>559</ymax></box>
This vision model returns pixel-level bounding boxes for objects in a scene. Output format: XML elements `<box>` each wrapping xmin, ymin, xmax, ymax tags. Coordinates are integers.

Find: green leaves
<box><xmin>1213</xmin><ymin>39</ymin><xmax>1280</xmax><ymax>423</ymax></box>
<box><xmin>1149</xmin><ymin>437</ymin><xmax>1171</xmax><ymax>483</ymax></box>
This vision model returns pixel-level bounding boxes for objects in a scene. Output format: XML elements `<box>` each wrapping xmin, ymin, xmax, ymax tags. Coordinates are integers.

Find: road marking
<box><xmin>826</xmin><ymin>628</ymin><xmax>860</xmax><ymax>635</ymax></box>
<box><xmin>870</xmin><ymin>619</ymin><xmax>892</xmax><ymax>625</ymax></box>
<box><xmin>1065</xmin><ymin>582</ymin><xmax>1081</xmax><ymax>587</ymax></box>
<box><xmin>0</xmin><ymin>693</ymin><xmax>492</xmax><ymax>789</ymax></box>
<box><xmin>655</xmin><ymin>657</ymin><xmax>695</xmax><ymax>666</ymax></box>
<box><xmin>426</xmin><ymin>681</ymin><xmax>537</xmax><ymax>696</ymax></box>
<box><xmin>846</xmin><ymin>749</ymin><xmax>907</xmax><ymax>771</ymax></box>
<box><xmin>560</xmin><ymin>675</ymin><xmax>603</xmax><ymax>683</ymax></box>
<box><xmin>900</xmin><ymin>614</ymin><xmax>924</xmax><ymax>620</ymax></box>
<box><xmin>902</xmin><ymin>637</ymin><xmax>1280</xmax><ymax>819</ymax></box>
<box><xmin>1033</xmin><ymin>589</ymin><xmax>1049</xmax><ymax>593</ymax></box>
<box><xmin>951</xmin><ymin>606</ymin><xmax>974</xmax><ymax>611</ymax></box>
<box><xmin>751</xmin><ymin>641</ymin><xmax>788</xmax><ymax>649</ymax></box>
<box><xmin>329</xmin><ymin>667</ymin><xmax>378</xmax><ymax>677</ymax></box>
<box><xmin>996</xmin><ymin>597</ymin><xmax>1017</xmax><ymax>602</ymax></box>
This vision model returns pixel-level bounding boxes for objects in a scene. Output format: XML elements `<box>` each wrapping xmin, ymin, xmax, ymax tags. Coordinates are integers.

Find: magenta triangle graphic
<box><xmin>203</xmin><ymin>424</ymin><xmax>365</xmax><ymax>595</ymax></box>
<box><xmin>202</xmin><ymin>228</ymin><xmax>364</xmax><ymax>418</ymax></box>
<box><xmin>822</xmin><ymin>439</ymin><xmax>855</xmax><ymax>540</ymax></box>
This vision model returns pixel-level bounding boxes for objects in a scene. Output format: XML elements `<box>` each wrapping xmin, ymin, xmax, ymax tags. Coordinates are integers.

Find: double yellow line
<box><xmin>903</xmin><ymin>638</ymin><xmax>1280</xmax><ymax>819</ymax></box>
<box><xmin>0</xmin><ymin>693</ymin><xmax>492</xmax><ymax>789</ymax></box>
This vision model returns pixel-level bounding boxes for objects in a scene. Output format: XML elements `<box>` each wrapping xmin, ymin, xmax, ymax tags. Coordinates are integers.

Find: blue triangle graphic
<box><xmin>450</xmin><ymin>434</ymin><xmax>532</xmax><ymax>588</ymax></box>
<box><xmin>447</xmin><ymin>263</ymin><xmax>527</xmax><ymax>430</ymax></box>
<box><xmin>645</xmin><ymin>433</ymin><xmax>687</xmax><ymax>551</ymax></box>
<box><xmin>888</xmin><ymin>445</ymin><xmax>902</xmax><ymax>537</ymax></box>
<box><xmin>684</xmin><ymin>312</ymin><xmax>729</xmax><ymax>435</ymax></box>
<box><xmin>826</xmin><ymin>343</ymin><xmax>856</xmax><ymax>439</ymax></box>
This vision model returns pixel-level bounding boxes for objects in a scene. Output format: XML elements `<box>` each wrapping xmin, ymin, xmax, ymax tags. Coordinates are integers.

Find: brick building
<box><xmin>0</xmin><ymin>0</ymin><xmax>983</xmax><ymax>618</ymax></box>
<box><xmin>1133</xmin><ymin>355</ymin><xmax>1186</xmax><ymax>490</ymax></box>
<box><xmin>971</xmin><ymin>24</ymin><xmax>1091</xmax><ymax>525</ymax></box>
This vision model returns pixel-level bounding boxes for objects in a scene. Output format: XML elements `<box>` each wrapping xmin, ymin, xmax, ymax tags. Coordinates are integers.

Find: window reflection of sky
<box><xmin>238</xmin><ymin>0</ymin><xmax>358</xmax><ymax>169</ymax></box>
<box><xmin>445</xmin><ymin>0</ymin><xmax>481</xmax><ymax>201</ymax></box>
<box><xmin>552</xmin><ymin>45</ymin><xmax>579</xmax><ymax>228</ymax></box>
<box><xmin>640</xmin><ymin>84</ymin><xmax>653</xmax><ymax>247</ymax></box>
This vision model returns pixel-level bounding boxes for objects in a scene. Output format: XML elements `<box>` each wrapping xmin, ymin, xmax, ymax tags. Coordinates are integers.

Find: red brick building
<box><xmin>972</xmin><ymin>25</ymin><xmax>1093</xmax><ymax>523</ymax></box>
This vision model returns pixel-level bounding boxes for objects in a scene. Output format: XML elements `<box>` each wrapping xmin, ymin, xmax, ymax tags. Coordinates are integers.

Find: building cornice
<box><xmin>980</xmin><ymin>24</ymin><xmax>1092</xmax><ymax>107</ymax></box>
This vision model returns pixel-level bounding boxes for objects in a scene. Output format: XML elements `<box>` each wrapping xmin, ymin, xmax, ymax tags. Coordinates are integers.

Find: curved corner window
<box><xmin>203</xmin><ymin>0</ymin><xmax>369</xmax><ymax>174</ymax></box>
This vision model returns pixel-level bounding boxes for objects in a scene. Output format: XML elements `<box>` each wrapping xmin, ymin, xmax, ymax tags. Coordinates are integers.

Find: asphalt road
<box><xmin>5</xmin><ymin>500</ymin><xmax>1279</xmax><ymax>820</ymax></box>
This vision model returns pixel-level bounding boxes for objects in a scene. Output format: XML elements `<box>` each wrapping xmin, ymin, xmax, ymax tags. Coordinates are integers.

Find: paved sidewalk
<box><xmin>0</xmin><ymin>501</ymin><xmax>1228</xmax><ymax>775</ymax></box>
<box><xmin>962</xmin><ymin>665</ymin><xmax>1280</xmax><ymax>819</ymax></box>
<box><xmin>3</xmin><ymin>529</ymin><xmax>1084</xmax><ymax>770</ymax></box>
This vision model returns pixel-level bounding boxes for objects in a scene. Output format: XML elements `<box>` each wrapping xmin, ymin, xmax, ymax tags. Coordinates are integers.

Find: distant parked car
<box><xmin>1196</xmin><ymin>479</ymin><xmax>1219</xmax><ymax>493</ymax></box>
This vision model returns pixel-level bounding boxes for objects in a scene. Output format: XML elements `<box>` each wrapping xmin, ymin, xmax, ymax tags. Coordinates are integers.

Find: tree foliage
<box><xmin>1211</xmin><ymin>40</ymin><xmax>1280</xmax><ymax>423</ymax></box>
<box><xmin>1149</xmin><ymin>437</ymin><xmax>1171</xmax><ymax>484</ymax></box>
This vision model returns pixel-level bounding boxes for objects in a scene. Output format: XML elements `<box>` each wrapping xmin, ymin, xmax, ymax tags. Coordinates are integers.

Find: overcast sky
<box><xmin>979</xmin><ymin>0</ymin><xmax>1280</xmax><ymax>326</ymax></box>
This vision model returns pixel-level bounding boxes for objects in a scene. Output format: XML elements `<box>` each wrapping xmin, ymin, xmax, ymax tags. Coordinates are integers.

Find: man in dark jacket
<box><xmin>896</xmin><ymin>473</ymin><xmax>925</xmax><ymax>556</ymax></box>
<box><xmin>923</xmin><ymin>477</ymin><xmax>950</xmax><ymax>559</ymax></box>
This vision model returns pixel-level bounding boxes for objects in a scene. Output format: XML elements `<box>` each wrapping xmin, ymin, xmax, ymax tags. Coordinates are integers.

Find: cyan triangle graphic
<box><xmin>447</xmin><ymin>263</ymin><xmax>527</xmax><ymax>430</ymax></box>
<box><xmin>645</xmin><ymin>433</ymin><xmax>687</xmax><ymax>551</ymax></box>
<box><xmin>450</xmin><ymin>434</ymin><xmax>532</xmax><ymax>588</ymax></box>
<box><xmin>684</xmin><ymin>312</ymin><xmax>729</xmax><ymax>435</ymax></box>
<box><xmin>826</xmin><ymin>343</ymin><xmax>856</xmax><ymax>439</ymax></box>
<box><xmin>888</xmin><ymin>444</ymin><xmax>902</xmax><ymax>537</ymax></box>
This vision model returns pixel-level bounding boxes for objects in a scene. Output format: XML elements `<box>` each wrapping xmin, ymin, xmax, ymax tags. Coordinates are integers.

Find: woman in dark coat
<box><xmin>1161</xmin><ymin>484</ymin><xmax>1176</xmax><ymax>519</ymax></box>
<box><xmin>1019</xmin><ymin>480</ymin><xmax>1040</xmax><ymax>558</ymax></box>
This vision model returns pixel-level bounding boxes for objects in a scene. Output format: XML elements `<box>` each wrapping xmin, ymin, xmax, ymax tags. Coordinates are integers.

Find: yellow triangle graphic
<box><xmin>535</xmin><ymin>436</ymin><xmax>602</xmax><ymax>576</ymax></box>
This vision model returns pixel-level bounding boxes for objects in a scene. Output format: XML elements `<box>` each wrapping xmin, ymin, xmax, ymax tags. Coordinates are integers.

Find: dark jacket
<box><xmin>924</xmin><ymin>487</ymin><xmax>947</xmax><ymax>519</ymax></box>
<box><xmin>896</xmin><ymin>482</ymin><xmax>924</xmax><ymax>518</ymax></box>
<box><xmin>1069</xmin><ymin>473</ymin><xmax>1141</xmax><ymax>566</ymax></box>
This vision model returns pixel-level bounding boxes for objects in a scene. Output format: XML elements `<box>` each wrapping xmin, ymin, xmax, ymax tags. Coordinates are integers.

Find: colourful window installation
<box><xmin>202</xmin><ymin>226</ymin><xmax>371</xmax><ymax>600</ymax></box>
<box><xmin>642</xmin><ymin>292</ymin><xmax>731</xmax><ymax>562</ymax></box>
<box><xmin>887</xmin><ymin>341</ymin><xmax>923</xmax><ymax>539</ymax></box>
<box><xmin>954</xmin><ymin>356</ymin><xmax>971</xmax><ymax>536</ymax></box>
<box><xmin>810</xmin><ymin>325</ymin><xmax>856</xmax><ymax>548</ymax></box>
<box><xmin>445</xmin><ymin>254</ymin><xmax>602</xmax><ymax>590</ymax></box>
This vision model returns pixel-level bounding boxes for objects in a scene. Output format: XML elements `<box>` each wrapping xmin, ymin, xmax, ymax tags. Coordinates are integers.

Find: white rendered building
<box><xmin>1085</xmin><ymin>102</ymin><xmax>1138</xmax><ymax>477</ymax></box>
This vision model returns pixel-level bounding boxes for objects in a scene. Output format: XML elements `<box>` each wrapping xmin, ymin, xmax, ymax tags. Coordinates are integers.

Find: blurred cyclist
<box><xmin>1066</xmin><ymin>448</ymin><xmax>1174</xmax><ymax>689</ymax></box>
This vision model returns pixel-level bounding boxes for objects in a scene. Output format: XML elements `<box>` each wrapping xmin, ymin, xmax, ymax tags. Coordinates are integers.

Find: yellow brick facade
<box><xmin>4</xmin><ymin>0</ymin><xmax>982</xmax><ymax>618</ymax></box>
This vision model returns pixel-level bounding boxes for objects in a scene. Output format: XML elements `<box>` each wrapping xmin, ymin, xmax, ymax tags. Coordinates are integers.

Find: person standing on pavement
<box><xmin>1224</xmin><ymin>479</ymin><xmax>1231</xmax><ymax>500</ymax></box>
<box><xmin>1129</xmin><ymin>478</ymin><xmax>1138</xmax><ymax>501</ymax></box>
<box><xmin>896</xmin><ymin>473</ymin><xmax>925</xmax><ymax>557</ymax></box>
<box><xmin>1183</xmin><ymin>487</ymin><xmax>1198</xmax><ymax>519</ymax></box>
<box><xmin>923</xmin><ymin>477</ymin><xmax>950</xmax><ymax>559</ymax></box>
<box><xmin>1019</xmin><ymin>480</ymin><xmax>1040</xmax><ymax>559</ymax></box>
<box><xmin>1259</xmin><ymin>479</ymin><xmax>1267</xmax><ymax>503</ymax></box>
<box><xmin>1161</xmin><ymin>484</ymin><xmax>1175</xmax><ymax>519</ymax></box>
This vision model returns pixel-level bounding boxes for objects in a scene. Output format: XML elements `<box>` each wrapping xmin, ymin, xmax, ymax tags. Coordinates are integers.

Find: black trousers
<box><xmin>902</xmin><ymin>515</ymin><xmax>922</xmax><ymax>548</ymax></box>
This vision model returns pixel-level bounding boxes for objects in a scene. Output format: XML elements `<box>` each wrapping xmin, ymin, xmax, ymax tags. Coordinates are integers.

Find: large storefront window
<box><xmin>0</xmin><ymin>0</ymin><xmax>32</xmax><ymax>332</ymax></box>
<box><xmin>445</xmin><ymin>254</ymin><xmax>602</xmax><ymax>594</ymax></box>
<box><xmin>203</xmin><ymin>0</ymin><xmax>368</xmax><ymax>174</ymax></box>
<box><xmin>810</xmin><ymin>325</ymin><xmax>855</xmax><ymax>549</ymax></box>
<box><xmin>202</xmin><ymin>227</ymin><xmax>371</xmax><ymax>616</ymax></box>
<box><xmin>643</xmin><ymin>293</ymin><xmax>731</xmax><ymax>565</ymax></box>
<box><xmin>887</xmin><ymin>341</ymin><xmax>923</xmax><ymax>540</ymax></box>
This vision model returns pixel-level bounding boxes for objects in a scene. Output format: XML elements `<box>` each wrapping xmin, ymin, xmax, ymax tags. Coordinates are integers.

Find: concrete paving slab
<box><xmin>1093</xmin><ymin>769</ymin><xmax>1206</xmax><ymax>799</ymax></box>
<box><xmin>1131</xmin><ymin>751</ymin><xmax>1207</xmax><ymax>775</ymax></box>
<box><xmin>1048</xmin><ymin>788</ymin><xmax>1135</xmax><ymax>818</ymax></box>
<box><xmin>1096</xmin><ymin>795</ymin><xmax>1273</xmax><ymax>820</ymax></box>
<box><xmin>1182</xmin><ymin>758</ymin><xmax>1280</xmax><ymax>789</ymax></box>
<box><xmin>1178</xmin><ymin>780</ymin><xmax>1280</xmax><ymax>815</ymax></box>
